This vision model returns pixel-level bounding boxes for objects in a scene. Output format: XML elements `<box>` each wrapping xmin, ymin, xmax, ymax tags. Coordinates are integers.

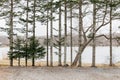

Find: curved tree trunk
<box><xmin>72</xmin><ymin>38</ymin><xmax>93</xmax><ymax>66</ymax></box>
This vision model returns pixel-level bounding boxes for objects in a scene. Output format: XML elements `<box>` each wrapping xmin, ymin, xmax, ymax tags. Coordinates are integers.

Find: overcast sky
<box><xmin>0</xmin><ymin>18</ymin><xmax>120</xmax><ymax>37</ymax></box>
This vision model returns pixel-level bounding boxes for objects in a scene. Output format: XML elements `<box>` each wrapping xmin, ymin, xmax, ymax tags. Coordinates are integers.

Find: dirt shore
<box><xmin>0</xmin><ymin>67</ymin><xmax>120</xmax><ymax>80</ymax></box>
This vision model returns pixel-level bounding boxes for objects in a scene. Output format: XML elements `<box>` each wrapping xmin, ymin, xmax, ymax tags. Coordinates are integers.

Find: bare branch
<box><xmin>95</xmin><ymin>34</ymin><xmax>109</xmax><ymax>39</ymax></box>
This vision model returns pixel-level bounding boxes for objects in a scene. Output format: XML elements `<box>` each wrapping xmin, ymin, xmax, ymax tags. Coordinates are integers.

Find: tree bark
<box><xmin>18</xmin><ymin>57</ymin><xmax>20</xmax><ymax>66</ymax></box>
<box><xmin>32</xmin><ymin>0</ymin><xmax>36</xmax><ymax>66</ymax></box>
<box><xmin>109</xmin><ymin>0</ymin><xmax>113</xmax><ymax>66</ymax></box>
<box><xmin>70</xmin><ymin>0</ymin><xmax>73</xmax><ymax>66</ymax></box>
<box><xmin>50</xmin><ymin>0</ymin><xmax>53</xmax><ymax>67</ymax></box>
<box><xmin>46</xmin><ymin>5</ymin><xmax>49</xmax><ymax>66</ymax></box>
<box><xmin>25</xmin><ymin>0</ymin><xmax>29</xmax><ymax>67</ymax></box>
<box><xmin>64</xmin><ymin>0</ymin><xmax>67</xmax><ymax>66</ymax></box>
<box><xmin>91</xmin><ymin>2</ymin><xmax>96</xmax><ymax>67</ymax></box>
<box><xmin>58</xmin><ymin>0</ymin><xmax>62</xmax><ymax>66</ymax></box>
<box><xmin>78</xmin><ymin>0</ymin><xmax>83</xmax><ymax>67</ymax></box>
<box><xmin>10</xmin><ymin>0</ymin><xmax>14</xmax><ymax>67</ymax></box>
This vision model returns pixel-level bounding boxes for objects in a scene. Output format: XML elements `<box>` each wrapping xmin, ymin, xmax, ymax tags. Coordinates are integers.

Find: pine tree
<box><xmin>12</xmin><ymin>36</ymin><xmax>24</xmax><ymax>66</ymax></box>
<box><xmin>28</xmin><ymin>37</ymin><xmax>46</xmax><ymax>66</ymax></box>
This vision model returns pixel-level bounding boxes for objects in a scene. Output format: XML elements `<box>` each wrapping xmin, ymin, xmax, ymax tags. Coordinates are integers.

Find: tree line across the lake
<box><xmin>0</xmin><ymin>0</ymin><xmax>120</xmax><ymax>67</ymax></box>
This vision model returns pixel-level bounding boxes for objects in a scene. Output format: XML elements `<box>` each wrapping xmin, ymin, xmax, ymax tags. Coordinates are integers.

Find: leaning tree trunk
<box><xmin>25</xmin><ymin>0</ymin><xmax>29</xmax><ymax>67</ymax></box>
<box><xmin>50</xmin><ymin>0</ymin><xmax>53</xmax><ymax>67</ymax></box>
<box><xmin>109</xmin><ymin>0</ymin><xmax>113</xmax><ymax>66</ymax></box>
<box><xmin>78</xmin><ymin>0</ymin><xmax>83</xmax><ymax>67</ymax></box>
<box><xmin>32</xmin><ymin>0</ymin><xmax>36</xmax><ymax>66</ymax></box>
<box><xmin>71</xmin><ymin>1</ymin><xmax>109</xmax><ymax>66</ymax></box>
<box><xmin>91</xmin><ymin>1</ymin><xmax>96</xmax><ymax>67</ymax></box>
<box><xmin>58</xmin><ymin>0</ymin><xmax>62</xmax><ymax>66</ymax></box>
<box><xmin>71</xmin><ymin>38</ymin><xmax>93</xmax><ymax>66</ymax></box>
<box><xmin>10</xmin><ymin>0</ymin><xmax>14</xmax><ymax>67</ymax></box>
<box><xmin>64</xmin><ymin>0</ymin><xmax>67</xmax><ymax>66</ymax></box>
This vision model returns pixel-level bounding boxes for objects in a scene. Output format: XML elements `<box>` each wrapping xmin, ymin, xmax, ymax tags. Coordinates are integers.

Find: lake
<box><xmin>0</xmin><ymin>46</ymin><xmax>120</xmax><ymax>64</ymax></box>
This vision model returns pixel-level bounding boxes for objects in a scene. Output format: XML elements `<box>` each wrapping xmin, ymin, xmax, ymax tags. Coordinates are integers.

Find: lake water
<box><xmin>0</xmin><ymin>46</ymin><xmax>120</xmax><ymax>64</ymax></box>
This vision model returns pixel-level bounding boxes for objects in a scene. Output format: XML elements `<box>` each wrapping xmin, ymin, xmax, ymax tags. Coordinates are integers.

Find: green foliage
<box><xmin>8</xmin><ymin>36</ymin><xmax>24</xmax><ymax>59</ymax></box>
<box><xmin>90</xmin><ymin>0</ymin><xmax>105</xmax><ymax>4</ymax></box>
<box><xmin>90</xmin><ymin>0</ymin><xmax>99</xmax><ymax>3</ymax></box>
<box><xmin>8</xmin><ymin>36</ymin><xmax>46</xmax><ymax>60</ymax></box>
<box><xmin>28</xmin><ymin>37</ymin><xmax>46</xmax><ymax>59</ymax></box>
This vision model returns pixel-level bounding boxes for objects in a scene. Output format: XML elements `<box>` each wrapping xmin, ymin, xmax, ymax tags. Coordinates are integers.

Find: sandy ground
<box><xmin>0</xmin><ymin>67</ymin><xmax>120</xmax><ymax>80</ymax></box>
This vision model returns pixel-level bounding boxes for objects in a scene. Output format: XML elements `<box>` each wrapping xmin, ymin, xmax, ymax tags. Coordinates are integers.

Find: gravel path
<box><xmin>0</xmin><ymin>67</ymin><xmax>120</xmax><ymax>80</ymax></box>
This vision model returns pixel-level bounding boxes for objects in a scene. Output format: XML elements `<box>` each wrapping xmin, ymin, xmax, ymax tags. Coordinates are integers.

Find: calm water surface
<box><xmin>0</xmin><ymin>46</ymin><xmax>120</xmax><ymax>64</ymax></box>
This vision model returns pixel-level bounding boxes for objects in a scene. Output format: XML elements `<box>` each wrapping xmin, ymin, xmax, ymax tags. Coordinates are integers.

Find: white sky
<box><xmin>0</xmin><ymin>17</ymin><xmax>120</xmax><ymax>37</ymax></box>
<box><xmin>0</xmin><ymin>2</ymin><xmax>120</xmax><ymax>37</ymax></box>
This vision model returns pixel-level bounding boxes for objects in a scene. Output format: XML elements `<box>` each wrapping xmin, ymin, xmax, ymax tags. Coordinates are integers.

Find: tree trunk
<box><xmin>46</xmin><ymin>6</ymin><xmax>49</xmax><ymax>66</ymax></box>
<box><xmin>18</xmin><ymin>57</ymin><xmax>20</xmax><ymax>66</ymax></box>
<box><xmin>64</xmin><ymin>0</ymin><xmax>67</xmax><ymax>66</ymax></box>
<box><xmin>32</xmin><ymin>0</ymin><xmax>36</xmax><ymax>66</ymax></box>
<box><xmin>58</xmin><ymin>0</ymin><xmax>62</xmax><ymax>66</ymax></box>
<box><xmin>50</xmin><ymin>0</ymin><xmax>53</xmax><ymax>67</ymax></box>
<box><xmin>70</xmin><ymin>0</ymin><xmax>73</xmax><ymax>66</ymax></box>
<box><xmin>72</xmin><ymin>39</ymin><xmax>93</xmax><ymax>66</ymax></box>
<box><xmin>91</xmin><ymin>2</ymin><xmax>96</xmax><ymax>67</ymax></box>
<box><xmin>78</xmin><ymin>0</ymin><xmax>83</xmax><ymax>67</ymax></box>
<box><xmin>109</xmin><ymin>0</ymin><xmax>113</xmax><ymax>66</ymax></box>
<box><xmin>25</xmin><ymin>0</ymin><xmax>29</xmax><ymax>67</ymax></box>
<box><xmin>10</xmin><ymin>0</ymin><xmax>14</xmax><ymax>67</ymax></box>
<box><xmin>72</xmin><ymin>46</ymin><xmax>84</xmax><ymax>66</ymax></box>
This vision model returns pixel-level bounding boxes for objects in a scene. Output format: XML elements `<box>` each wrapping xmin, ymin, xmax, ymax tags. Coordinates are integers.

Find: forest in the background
<box><xmin>0</xmin><ymin>0</ymin><xmax>120</xmax><ymax>67</ymax></box>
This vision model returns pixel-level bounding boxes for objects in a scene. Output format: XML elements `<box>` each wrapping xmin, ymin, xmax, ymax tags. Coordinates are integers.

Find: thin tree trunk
<box><xmin>18</xmin><ymin>57</ymin><xmax>20</xmax><ymax>66</ymax></box>
<box><xmin>91</xmin><ymin>2</ymin><xmax>96</xmax><ymax>67</ymax></box>
<box><xmin>32</xmin><ymin>0</ymin><xmax>36</xmax><ymax>66</ymax></box>
<box><xmin>25</xmin><ymin>0</ymin><xmax>29</xmax><ymax>67</ymax></box>
<box><xmin>109</xmin><ymin>0</ymin><xmax>113</xmax><ymax>66</ymax></box>
<box><xmin>70</xmin><ymin>0</ymin><xmax>73</xmax><ymax>65</ymax></box>
<box><xmin>64</xmin><ymin>0</ymin><xmax>67</xmax><ymax>66</ymax></box>
<box><xmin>78</xmin><ymin>0</ymin><xmax>82</xmax><ymax>67</ymax></box>
<box><xmin>58</xmin><ymin>0</ymin><xmax>62</xmax><ymax>66</ymax></box>
<box><xmin>50</xmin><ymin>0</ymin><xmax>53</xmax><ymax>67</ymax></box>
<box><xmin>10</xmin><ymin>0</ymin><xmax>14</xmax><ymax>66</ymax></box>
<box><xmin>46</xmin><ymin>7</ymin><xmax>49</xmax><ymax>66</ymax></box>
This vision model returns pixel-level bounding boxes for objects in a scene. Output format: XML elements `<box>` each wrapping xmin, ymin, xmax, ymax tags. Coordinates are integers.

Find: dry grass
<box><xmin>0</xmin><ymin>59</ymin><xmax>120</xmax><ymax>68</ymax></box>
